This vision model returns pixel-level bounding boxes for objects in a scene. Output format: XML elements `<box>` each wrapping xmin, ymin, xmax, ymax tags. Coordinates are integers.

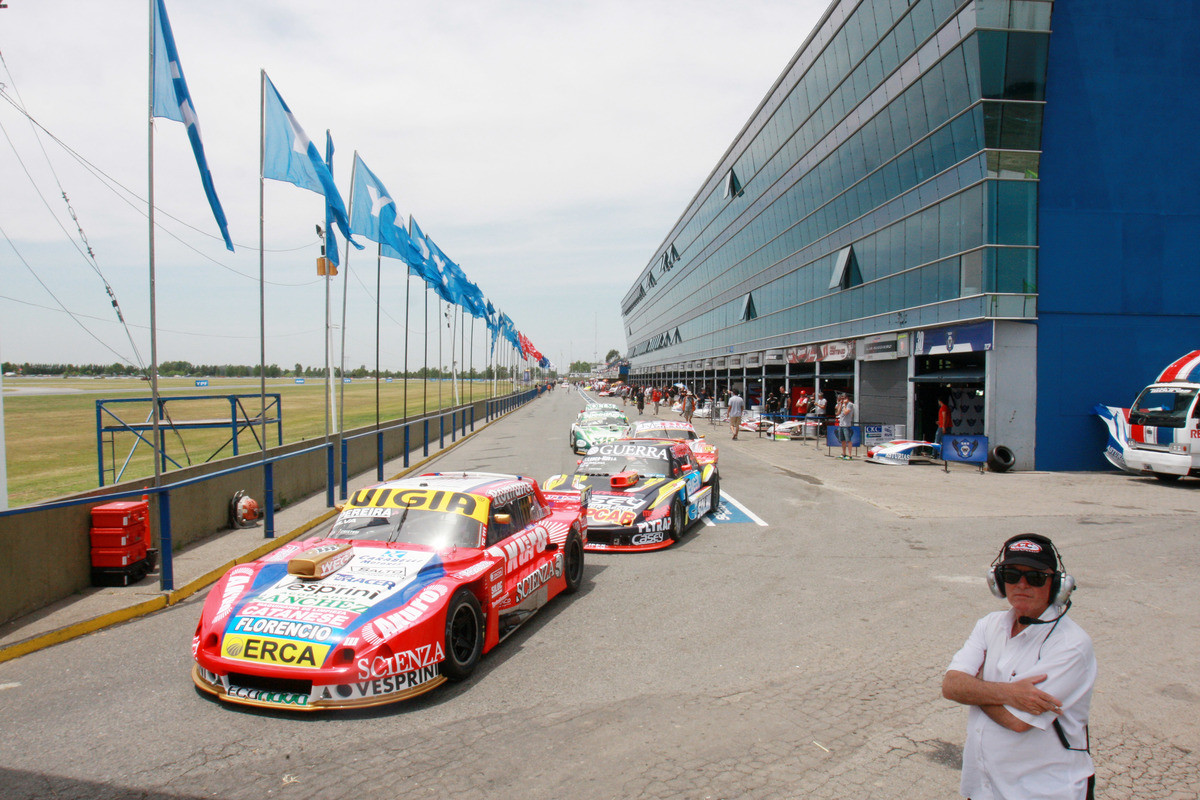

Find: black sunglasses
<box><xmin>998</xmin><ymin>566</ymin><xmax>1053</xmax><ymax>587</ymax></box>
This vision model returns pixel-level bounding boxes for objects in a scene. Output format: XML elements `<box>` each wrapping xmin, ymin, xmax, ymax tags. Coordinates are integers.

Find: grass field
<box><xmin>1</xmin><ymin>376</ymin><xmax>512</xmax><ymax>508</ymax></box>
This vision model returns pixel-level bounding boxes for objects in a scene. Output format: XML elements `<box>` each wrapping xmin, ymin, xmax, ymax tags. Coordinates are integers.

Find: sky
<box><xmin>0</xmin><ymin>0</ymin><xmax>828</xmax><ymax>374</ymax></box>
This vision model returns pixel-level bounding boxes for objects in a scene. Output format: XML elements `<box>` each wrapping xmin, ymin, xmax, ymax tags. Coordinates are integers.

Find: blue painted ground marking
<box><xmin>703</xmin><ymin>492</ymin><xmax>767</xmax><ymax>527</ymax></box>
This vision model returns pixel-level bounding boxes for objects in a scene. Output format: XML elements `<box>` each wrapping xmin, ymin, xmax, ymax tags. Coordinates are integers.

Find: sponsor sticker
<box><xmin>344</xmin><ymin>487</ymin><xmax>488</xmax><ymax>523</ymax></box>
<box><xmin>222</xmin><ymin>634</ymin><xmax>331</xmax><ymax>667</ymax></box>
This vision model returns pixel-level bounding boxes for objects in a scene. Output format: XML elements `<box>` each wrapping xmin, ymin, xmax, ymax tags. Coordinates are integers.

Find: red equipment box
<box><xmin>89</xmin><ymin>498</ymin><xmax>153</xmax><ymax>584</ymax></box>
<box><xmin>91</xmin><ymin>542</ymin><xmax>148</xmax><ymax>569</ymax></box>
<box><xmin>90</xmin><ymin>521</ymin><xmax>149</xmax><ymax>548</ymax></box>
<box><xmin>90</xmin><ymin>500</ymin><xmax>149</xmax><ymax>530</ymax></box>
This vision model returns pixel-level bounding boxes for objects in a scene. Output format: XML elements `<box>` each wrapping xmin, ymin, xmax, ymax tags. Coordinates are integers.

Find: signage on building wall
<box><xmin>916</xmin><ymin>322</ymin><xmax>993</xmax><ymax>355</ymax></box>
<box><xmin>729</xmin><ymin>355</ymin><xmax>743</xmax><ymax>368</ymax></box>
<box><xmin>745</xmin><ymin>353</ymin><xmax>762</xmax><ymax>367</ymax></box>
<box><xmin>765</xmin><ymin>350</ymin><xmax>785</xmax><ymax>363</ymax></box>
<box><xmin>860</xmin><ymin>333</ymin><xmax>911</xmax><ymax>361</ymax></box>
<box><xmin>703</xmin><ymin>359</ymin><xmax>714</xmax><ymax>369</ymax></box>
<box><xmin>714</xmin><ymin>358</ymin><xmax>727</xmax><ymax>369</ymax></box>
<box><xmin>786</xmin><ymin>340</ymin><xmax>856</xmax><ymax>364</ymax></box>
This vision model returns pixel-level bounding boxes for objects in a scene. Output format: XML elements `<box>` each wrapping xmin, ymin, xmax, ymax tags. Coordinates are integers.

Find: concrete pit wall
<box><xmin>0</xmin><ymin>398</ymin><xmax>498</xmax><ymax>628</ymax></box>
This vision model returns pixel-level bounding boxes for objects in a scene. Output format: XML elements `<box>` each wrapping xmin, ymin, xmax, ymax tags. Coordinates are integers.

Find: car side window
<box><xmin>487</xmin><ymin>502</ymin><xmax>516</xmax><ymax>546</ymax></box>
<box><xmin>522</xmin><ymin>493</ymin><xmax>546</xmax><ymax>523</ymax></box>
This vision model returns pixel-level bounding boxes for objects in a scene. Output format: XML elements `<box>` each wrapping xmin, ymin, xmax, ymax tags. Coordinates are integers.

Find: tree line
<box><xmin>1</xmin><ymin>361</ymin><xmax>533</xmax><ymax>380</ymax></box>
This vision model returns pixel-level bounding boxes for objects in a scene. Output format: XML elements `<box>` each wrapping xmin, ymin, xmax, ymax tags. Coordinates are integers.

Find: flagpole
<box><xmin>258</xmin><ymin>69</ymin><xmax>267</xmax><ymax>462</ymax></box>
<box><xmin>450</xmin><ymin>303</ymin><xmax>460</xmax><ymax>407</ymax></box>
<box><xmin>403</xmin><ymin>267</ymin><xmax>411</xmax><ymax>421</ymax></box>
<box><xmin>423</xmin><ymin>286</ymin><xmax>429</xmax><ymax>419</ymax></box>
<box><xmin>469</xmin><ymin>314</ymin><xmax>475</xmax><ymax>406</ymax></box>
<box><xmin>375</xmin><ymin>241</ymin><xmax>381</xmax><ymax>445</ymax></box>
<box><xmin>438</xmin><ymin>301</ymin><xmax>445</xmax><ymax>412</ymax></box>
<box><xmin>337</xmin><ymin>154</ymin><xmax>352</xmax><ymax>498</ymax></box>
<box><xmin>147</xmin><ymin>0</ymin><xmax>164</xmax><ymax>512</ymax></box>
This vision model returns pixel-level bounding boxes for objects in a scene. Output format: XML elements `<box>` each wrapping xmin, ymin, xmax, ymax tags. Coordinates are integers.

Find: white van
<box><xmin>1123</xmin><ymin>350</ymin><xmax>1200</xmax><ymax>481</ymax></box>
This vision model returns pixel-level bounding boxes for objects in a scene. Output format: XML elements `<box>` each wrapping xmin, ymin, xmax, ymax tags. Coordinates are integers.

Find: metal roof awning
<box><xmin>909</xmin><ymin>368</ymin><xmax>986</xmax><ymax>384</ymax></box>
<box><xmin>817</xmin><ymin>370</ymin><xmax>855</xmax><ymax>379</ymax></box>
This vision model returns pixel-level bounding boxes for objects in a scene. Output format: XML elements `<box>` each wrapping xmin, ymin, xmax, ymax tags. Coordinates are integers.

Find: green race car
<box><xmin>570</xmin><ymin>409</ymin><xmax>630</xmax><ymax>454</ymax></box>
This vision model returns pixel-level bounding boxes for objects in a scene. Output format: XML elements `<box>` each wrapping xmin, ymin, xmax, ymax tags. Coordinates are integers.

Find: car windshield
<box><xmin>1130</xmin><ymin>386</ymin><xmax>1198</xmax><ymax>428</ymax></box>
<box><xmin>577</xmin><ymin>442</ymin><xmax>671</xmax><ymax>478</ymax></box>
<box><xmin>636</xmin><ymin>427</ymin><xmax>695</xmax><ymax>441</ymax></box>
<box><xmin>581</xmin><ymin>414</ymin><xmax>627</xmax><ymax>427</ymax></box>
<box><xmin>329</xmin><ymin>506</ymin><xmax>482</xmax><ymax>548</ymax></box>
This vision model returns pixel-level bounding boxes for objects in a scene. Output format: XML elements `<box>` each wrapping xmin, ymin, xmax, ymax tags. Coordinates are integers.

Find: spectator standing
<box><xmin>813</xmin><ymin>393</ymin><xmax>828</xmax><ymax>438</ymax></box>
<box><xmin>636</xmin><ymin>386</ymin><xmax>645</xmax><ymax>415</ymax></box>
<box><xmin>727</xmin><ymin>389</ymin><xmax>745</xmax><ymax>440</ymax></box>
<box><xmin>942</xmin><ymin>535</ymin><xmax>1095</xmax><ymax>800</ymax></box>
<box><xmin>681</xmin><ymin>390</ymin><xmax>696</xmax><ymax>423</ymax></box>
<box><xmin>652</xmin><ymin>386</ymin><xmax>661</xmax><ymax>416</ymax></box>
<box><xmin>836</xmin><ymin>394</ymin><xmax>856</xmax><ymax>459</ymax></box>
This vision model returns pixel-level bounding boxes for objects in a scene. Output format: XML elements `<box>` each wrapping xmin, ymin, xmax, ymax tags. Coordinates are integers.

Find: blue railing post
<box><xmin>470</xmin><ymin>406</ymin><xmax>475</xmax><ymax>432</ymax></box>
<box><xmin>340</xmin><ymin>438</ymin><xmax>349</xmax><ymax>500</ymax></box>
<box><xmin>230</xmin><ymin>397</ymin><xmax>240</xmax><ymax>456</ymax></box>
<box><xmin>439</xmin><ymin>414</ymin><xmax>445</xmax><ymax>448</ymax></box>
<box><xmin>451</xmin><ymin>411</ymin><xmax>457</xmax><ymax>442</ymax></box>
<box><xmin>264</xmin><ymin>461</ymin><xmax>275</xmax><ymax>539</ymax></box>
<box><xmin>158</xmin><ymin>490</ymin><xmax>173</xmax><ymax>592</ymax></box>
<box><xmin>326</xmin><ymin>443</ymin><xmax>335</xmax><ymax>507</ymax></box>
<box><xmin>376</xmin><ymin>431</ymin><xmax>384</xmax><ymax>481</ymax></box>
<box><xmin>423</xmin><ymin>419</ymin><xmax>429</xmax><ymax>458</ymax></box>
<box><xmin>404</xmin><ymin>424</ymin><xmax>410</xmax><ymax>468</ymax></box>
<box><xmin>95</xmin><ymin>401</ymin><xmax>106</xmax><ymax>487</ymax></box>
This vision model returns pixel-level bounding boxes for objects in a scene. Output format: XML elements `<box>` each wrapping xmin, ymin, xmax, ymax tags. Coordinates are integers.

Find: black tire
<box><xmin>669</xmin><ymin>499</ymin><xmax>686</xmax><ymax>542</ymax></box>
<box><xmin>708</xmin><ymin>474</ymin><xmax>721</xmax><ymax>516</ymax></box>
<box><xmin>442</xmin><ymin>589</ymin><xmax>484</xmax><ymax>681</ymax></box>
<box><xmin>563</xmin><ymin>530</ymin><xmax>584</xmax><ymax>594</ymax></box>
<box><xmin>1154</xmin><ymin>473</ymin><xmax>1183</xmax><ymax>483</ymax></box>
<box><xmin>988</xmin><ymin>445</ymin><xmax>1016</xmax><ymax>473</ymax></box>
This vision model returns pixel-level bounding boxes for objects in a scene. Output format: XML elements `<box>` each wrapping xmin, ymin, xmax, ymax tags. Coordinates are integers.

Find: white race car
<box><xmin>864</xmin><ymin>440</ymin><xmax>942</xmax><ymax>466</ymax></box>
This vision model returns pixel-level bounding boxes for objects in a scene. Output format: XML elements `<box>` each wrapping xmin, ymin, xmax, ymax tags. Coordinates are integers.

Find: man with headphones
<box><xmin>942</xmin><ymin>534</ymin><xmax>1097</xmax><ymax>800</ymax></box>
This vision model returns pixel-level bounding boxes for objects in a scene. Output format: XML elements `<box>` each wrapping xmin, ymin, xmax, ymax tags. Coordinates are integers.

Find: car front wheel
<box><xmin>442</xmin><ymin>589</ymin><xmax>484</xmax><ymax>681</ymax></box>
<box><xmin>669</xmin><ymin>499</ymin><xmax>686</xmax><ymax>542</ymax></box>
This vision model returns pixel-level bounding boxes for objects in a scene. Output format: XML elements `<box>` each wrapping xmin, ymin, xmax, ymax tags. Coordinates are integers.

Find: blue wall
<box><xmin>1036</xmin><ymin>0</ymin><xmax>1200</xmax><ymax>470</ymax></box>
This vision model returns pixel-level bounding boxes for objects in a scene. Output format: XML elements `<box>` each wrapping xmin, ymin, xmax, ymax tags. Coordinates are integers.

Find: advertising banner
<box><xmin>942</xmin><ymin>435</ymin><xmax>988</xmax><ymax>464</ymax></box>
<box><xmin>825</xmin><ymin>425</ymin><xmax>863</xmax><ymax>448</ymax></box>
<box><xmin>862</xmin><ymin>424</ymin><xmax>905</xmax><ymax>446</ymax></box>
<box><xmin>915</xmin><ymin>321</ymin><xmax>993</xmax><ymax>355</ymax></box>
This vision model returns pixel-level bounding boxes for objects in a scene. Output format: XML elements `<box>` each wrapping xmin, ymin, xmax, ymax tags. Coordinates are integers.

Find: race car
<box><xmin>865</xmin><ymin>439</ymin><xmax>942</xmax><ymax>465</ymax></box>
<box><xmin>624</xmin><ymin>419</ymin><xmax>719</xmax><ymax>466</ymax></box>
<box><xmin>543</xmin><ymin>439</ymin><xmax>719</xmax><ymax>552</ymax></box>
<box><xmin>192</xmin><ymin>472</ymin><xmax>587</xmax><ymax>711</ymax></box>
<box><xmin>570</xmin><ymin>408</ymin><xmax>630</xmax><ymax>454</ymax></box>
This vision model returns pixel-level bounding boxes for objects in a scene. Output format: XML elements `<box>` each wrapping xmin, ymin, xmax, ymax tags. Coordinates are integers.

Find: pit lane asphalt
<box><xmin>0</xmin><ymin>387</ymin><xmax>1198</xmax><ymax>799</ymax></box>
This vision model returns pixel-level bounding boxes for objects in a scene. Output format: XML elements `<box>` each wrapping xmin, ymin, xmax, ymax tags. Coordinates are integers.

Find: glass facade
<box><xmin>623</xmin><ymin>0</ymin><xmax>1054</xmax><ymax>365</ymax></box>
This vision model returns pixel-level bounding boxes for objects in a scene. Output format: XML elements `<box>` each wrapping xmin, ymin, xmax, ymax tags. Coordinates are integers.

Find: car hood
<box><xmin>207</xmin><ymin>541</ymin><xmax>473</xmax><ymax>666</ymax></box>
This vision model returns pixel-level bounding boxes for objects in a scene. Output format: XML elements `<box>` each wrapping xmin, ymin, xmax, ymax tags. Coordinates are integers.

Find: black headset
<box><xmin>987</xmin><ymin>533</ymin><xmax>1076</xmax><ymax>608</ymax></box>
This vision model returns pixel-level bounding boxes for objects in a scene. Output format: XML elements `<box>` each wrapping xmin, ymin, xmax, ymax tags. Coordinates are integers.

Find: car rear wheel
<box><xmin>669</xmin><ymin>499</ymin><xmax>686</xmax><ymax>542</ymax></box>
<box><xmin>563</xmin><ymin>530</ymin><xmax>584</xmax><ymax>594</ymax></box>
<box><xmin>442</xmin><ymin>589</ymin><xmax>484</xmax><ymax>681</ymax></box>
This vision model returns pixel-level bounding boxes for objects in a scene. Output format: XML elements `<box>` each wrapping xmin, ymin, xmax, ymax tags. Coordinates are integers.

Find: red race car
<box><xmin>624</xmin><ymin>419</ymin><xmax>719</xmax><ymax>466</ymax></box>
<box><xmin>192</xmin><ymin>472</ymin><xmax>587</xmax><ymax>710</ymax></box>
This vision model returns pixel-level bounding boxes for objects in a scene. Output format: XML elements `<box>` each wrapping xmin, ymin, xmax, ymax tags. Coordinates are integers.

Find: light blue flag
<box><xmin>408</xmin><ymin>216</ymin><xmax>450</xmax><ymax>296</ymax></box>
<box><xmin>323</xmin><ymin>131</ymin><xmax>339</xmax><ymax>267</ymax></box>
<box><xmin>348</xmin><ymin>155</ymin><xmax>424</xmax><ymax>268</ymax></box>
<box><xmin>262</xmin><ymin>74</ymin><xmax>359</xmax><ymax>247</ymax></box>
<box><xmin>151</xmin><ymin>0</ymin><xmax>233</xmax><ymax>251</ymax></box>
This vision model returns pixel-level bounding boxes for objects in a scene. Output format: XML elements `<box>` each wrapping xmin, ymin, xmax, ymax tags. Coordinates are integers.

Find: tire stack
<box><xmin>90</xmin><ymin>498</ymin><xmax>156</xmax><ymax>586</ymax></box>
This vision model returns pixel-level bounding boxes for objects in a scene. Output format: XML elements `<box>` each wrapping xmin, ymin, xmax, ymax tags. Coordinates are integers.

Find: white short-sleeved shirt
<box><xmin>946</xmin><ymin>606</ymin><xmax>1096</xmax><ymax>800</ymax></box>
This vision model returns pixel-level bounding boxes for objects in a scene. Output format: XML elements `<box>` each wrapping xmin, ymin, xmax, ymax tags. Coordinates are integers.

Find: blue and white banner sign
<box><xmin>943</xmin><ymin>435</ymin><xmax>988</xmax><ymax>463</ymax></box>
